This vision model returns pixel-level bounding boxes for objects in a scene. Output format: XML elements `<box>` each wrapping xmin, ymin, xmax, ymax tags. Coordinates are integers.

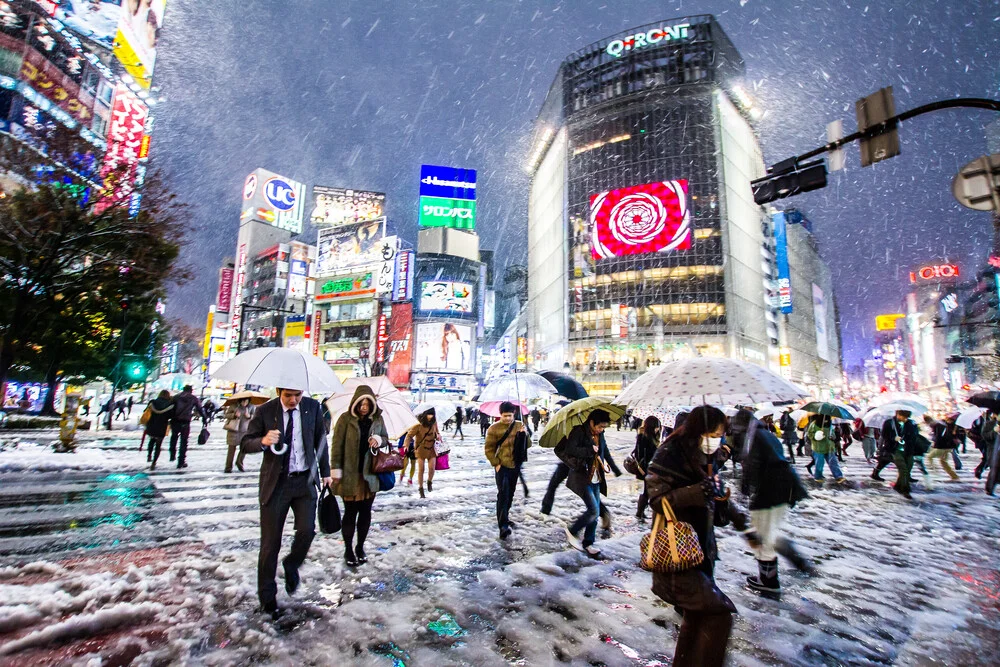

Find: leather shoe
<box><xmin>282</xmin><ymin>559</ymin><xmax>300</xmax><ymax>595</ymax></box>
<box><xmin>261</xmin><ymin>600</ymin><xmax>281</xmax><ymax>620</ymax></box>
<box><xmin>344</xmin><ymin>552</ymin><xmax>359</xmax><ymax>567</ymax></box>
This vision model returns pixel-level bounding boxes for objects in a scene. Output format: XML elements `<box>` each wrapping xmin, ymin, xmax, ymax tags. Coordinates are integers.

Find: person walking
<box><xmin>479</xmin><ymin>410</ymin><xmax>491</xmax><ymax>438</ymax></box>
<box><xmin>778</xmin><ymin>411</ymin><xmax>797</xmax><ymax>463</ymax></box>
<box><xmin>731</xmin><ymin>410</ymin><xmax>812</xmax><ymax>596</ymax></box>
<box><xmin>241</xmin><ymin>387</ymin><xmax>331</xmax><ymax>619</ymax></box>
<box><xmin>925</xmin><ymin>414</ymin><xmax>961</xmax><ymax>484</ymax></box>
<box><xmin>484</xmin><ymin>401</ymin><xmax>529</xmax><ymax>540</ymax></box>
<box><xmin>144</xmin><ymin>390</ymin><xmax>173</xmax><ymax>470</ymax></box>
<box><xmin>398</xmin><ymin>431</ymin><xmax>417</xmax><ymax>485</ymax></box>
<box><xmin>169</xmin><ymin>385</ymin><xmax>206</xmax><ymax>469</ymax></box>
<box><xmin>530</xmin><ymin>407</ymin><xmax>541</xmax><ymax>433</ymax></box>
<box><xmin>223</xmin><ymin>397</ymin><xmax>254</xmax><ymax>473</ymax></box>
<box><xmin>807</xmin><ymin>415</ymin><xmax>845</xmax><ymax>483</ymax></box>
<box><xmin>115</xmin><ymin>399</ymin><xmax>127</xmax><ymax>421</ymax></box>
<box><xmin>881</xmin><ymin>410</ymin><xmax>919</xmax><ymax>499</ymax></box>
<box><xmin>331</xmin><ymin>385</ymin><xmax>389</xmax><ymax>567</ymax></box>
<box><xmin>453</xmin><ymin>406</ymin><xmax>465</xmax><ymax>440</ymax></box>
<box><xmin>633</xmin><ymin>416</ymin><xmax>661</xmax><ymax>522</ymax></box>
<box><xmin>557</xmin><ymin>409</ymin><xmax>621</xmax><ymax>559</ymax></box>
<box><xmin>126</xmin><ymin>396</ymin><xmax>134</xmax><ymax>417</ymax></box>
<box><xmin>645</xmin><ymin>405</ymin><xmax>746</xmax><ymax>667</ymax></box>
<box><xmin>405</xmin><ymin>409</ymin><xmax>440</xmax><ymax>498</ymax></box>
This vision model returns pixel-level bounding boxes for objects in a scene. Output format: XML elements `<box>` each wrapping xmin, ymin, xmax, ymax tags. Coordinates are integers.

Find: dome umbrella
<box><xmin>326</xmin><ymin>377</ymin><xmax>418</xmax><ymax>439</ymax></box>
<box><xmin>478</xmin><ymin>372</ymin><xmax>557</xmax><ymax>403</ymax></box>
<box><xmin>967</xmin><ymin>391</ymin><xmax>1000</xmax><ymax>413</ymax></box>
<box><xmin>799</xmin><ymin>401</ymin><xmax>855</xmax><ymax>420</ymax></box>
<box><xmin>479</xmin><ymin>400</ymin><xmax>529</xmax><ymax>418</ymax></box>
<box><xmin>537</xmin><ymin>370</ymin><xmax>588</xmax><ymax>401</ymax></box>
<box><xmin>956</xmin><ymin>406</ymin><xmax>986</xmax><ymax>430</ymax></box>
<box><xmin>539</xmin><ymin>397</ymin><xmax>627</xmax><ymax>449</ymax></box>
<box><xmin>222</xmin><ymin>390</ymin><xmax>271</xmax><ymax>406</ymax></box>
<box><xmin>212</xmin><ymin>347</ymin><xmax>345</xmax><ymax>395</ymax></box>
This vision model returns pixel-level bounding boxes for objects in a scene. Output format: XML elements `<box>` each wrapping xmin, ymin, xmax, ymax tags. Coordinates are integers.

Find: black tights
<box><xmin>342</xmin><ymin>497</ymin><xmax>375</xmax><ymax>554</ymax></box>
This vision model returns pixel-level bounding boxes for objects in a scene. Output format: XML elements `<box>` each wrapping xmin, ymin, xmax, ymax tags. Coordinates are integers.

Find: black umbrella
<box><xmin>538</xmin><ymin>370</ymin><xmax>588</xmax><ymax>401</ymax></box>
<box><xmin>968</xmin><ymin>391</ymin><xmax>1000</xmax><ymax>413</ymax></box>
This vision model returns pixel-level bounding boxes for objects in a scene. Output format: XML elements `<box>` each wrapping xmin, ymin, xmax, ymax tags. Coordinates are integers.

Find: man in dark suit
<box><xmin>242</xmin><ymin>387</ymin><xmax>332</xmax><ymax>618</ymax></box>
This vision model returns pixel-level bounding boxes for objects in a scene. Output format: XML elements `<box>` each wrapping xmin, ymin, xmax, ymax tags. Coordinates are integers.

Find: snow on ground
<box><xmin>1</xmin><ymin>425</ymin><xmax>999</xmax><ymax>665</ymax></box>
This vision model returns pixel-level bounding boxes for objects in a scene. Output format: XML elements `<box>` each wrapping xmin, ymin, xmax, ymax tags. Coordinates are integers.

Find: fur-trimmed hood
<box><xmin>349</xmin><ymin>385</ymin><xmax>380</xmax><ymax>419</ymax></box>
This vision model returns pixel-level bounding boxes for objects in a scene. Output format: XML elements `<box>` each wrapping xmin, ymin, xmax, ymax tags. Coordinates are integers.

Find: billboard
<box><xmin>772</xmin><ymin>211</ymin><xmax>793</xmax><ymax>314</ymax></box>
<box><xmin>217</xmin><ymin>268</ymin><xmax>234</xmax><ymax>313</ymax></box>
<box><xmin>385</xmin><ymin>303</ymin><xmax>413</xmax><ymax>386</ymax></box>
<box><xmin>812</xmin><ymin>284</ymin><xmax>830</xmax><ymax>361</ymax></box>
<box><xmin>311</xmin><ymin>186</ymin><xmax>385</xmax><ymax>226</ymax></box>
<box><xmin>419</xmin><ymin>281</ymin><xmax>473</xmax><ymax>314</ymax></box>
<box><xmin>240</xmin><ymin>168</ymin><xmax>306</xmax><ymax>234</ymax></box>
<box><xmin>284</xmin><ymin>315</ymin><xmax>306</xmax><ymax>350</ymax></box>
<box><xmin>375</xmin><ymin>237</ymin><xmax>397</xmax><ymax>295</ymax></box>
<box><xmin>315</xmin><ymin>219</ymin><xmax>387</xmax><ymax>275</ymax></box>
<box><xmin>590</xmin><ymin>180</ymin><xmax>690</xmax><ymax>259</ymax></box>
<box><xmin>47</xmin><ymin>1</ymin><xmax>119</xmax><ymax>47</ymax></box>
<box><xmin>875</xmin><ymin>313</ymin><xmax>905</xmax><ymax>332</ymax></box>
<box><xmin>414</xmin><ymin>322</ymin><xmax>472</xmax><ymax>372</ymax></box>
<box><xmin>418</xmin><ymin>164</ymin><xmax>477</xmax><ymax>229</ymax></box>
<box><xmin>113</xmin><ymin>0</ymin><xmax>166</xmax><ymax>89</ymax></box>
<box><xmin>315</xmin><ymin>272</ymin><xmax>374</xmax><ymax>301</ymax></box>
<box><xmin>909</xmin><ymin>264</ymin><xmax>960</xmax><ymax>283</ymax></box>
<box><xmin>393</xmin><ymin>250</ymin><xmax>414</xmax><ymax>302</ymax></box>
<box><xmin>98</xmin><ymin>84</ymin><xmax>148</xmax><ymax>212</ymax></box>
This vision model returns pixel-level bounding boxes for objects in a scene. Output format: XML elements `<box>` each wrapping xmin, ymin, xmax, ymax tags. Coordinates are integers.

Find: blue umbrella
<box><xmin>538</xmin><ymin>371</ymin><xmax>588</xmax><ymax>401</ymax></box>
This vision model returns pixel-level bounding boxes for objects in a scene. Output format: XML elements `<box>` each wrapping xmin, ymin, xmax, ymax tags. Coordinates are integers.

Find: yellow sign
<box><xmin>285</xmin><ymin>320</ymin><xmax>306</xmax><ymax>339</ymax></box>
<box><xmin>779</xmin><ymin>347</ymin><xmax>791</xmax><ymax>367</ymax></box>
<box><xmin>875</xmin><ymin>313</ymin><xmax>905</xmax><ymax>332</ymax></box>
<box><xmin>203</xmin><ymin>310</ymin><xmax>214</xmax><ymax>359</ymax></box>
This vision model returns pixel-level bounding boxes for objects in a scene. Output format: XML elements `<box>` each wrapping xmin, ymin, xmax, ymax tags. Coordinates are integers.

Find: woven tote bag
<box><xmin>639</xmin><ymin>497</ymin><xmax>705</xmax><ymax>573</ymax></box>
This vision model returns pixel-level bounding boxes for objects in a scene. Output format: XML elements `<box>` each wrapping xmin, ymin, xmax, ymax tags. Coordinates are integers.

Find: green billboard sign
<box><xmin>418</xmin><ymin>195</ymin><xmax>476</xmax><ymax>230</ymax></box>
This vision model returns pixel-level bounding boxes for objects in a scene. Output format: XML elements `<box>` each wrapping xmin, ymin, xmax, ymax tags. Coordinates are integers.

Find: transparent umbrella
<box><xmin>478</xmin><ymin>373</ymin><xmax>557</xmax><ymax>403</ymax></box>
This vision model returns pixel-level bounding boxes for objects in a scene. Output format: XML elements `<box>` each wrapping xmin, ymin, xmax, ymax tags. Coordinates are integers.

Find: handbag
<box><xmin>223</xmin><ymin>416</ymin><xmax>239</xmax><ymax>432</ymax></box>
<box><xmin>371</xmin><ymin>443</ymin><xmax>404</xmax><ymax>474</ymax></box>
<box><xmin>377</xmin><ymin>471</ymin><xmax>396</xmax><ymax>491</ymax></box>
<box><xmin>197</xmin><ymin>428</ymin><xmax>210</xmax><ymax>445</ymax></box>
<box><xmin>513</xmin><ymin>430</ymin><xmax>529</xmax><ymax>465</ymax></box>
<box><xmin>317</xmin><ymin>486</ymin><xmax>342</xmax><ymax>534</ymax></box>
<box><xmin>623</xmin><ymin>453</ymin><xmax>642</xmax><ymax>477</ymax></box>
<box><xmin>433</xmin><ymin>438</ymin><xmax>451</xmax><ymax>457</ymax></box>
<box><xmin>435</xmin><ymin>451</ymin><xmax>450</xmax><ymax>470</ymax></box>
<box><xmin>639</xmin><ymin>497</ymin><xmax>705</xmax><ymax>573</ymax></box>
<box><xmin>139</xmin><ymin>406</ymin><xmax>151</xmax><ymax>426</ymax></box>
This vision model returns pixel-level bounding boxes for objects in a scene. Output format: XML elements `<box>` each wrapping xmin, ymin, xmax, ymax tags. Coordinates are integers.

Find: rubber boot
<box><xmin>775</xmin><ymin>537</ymin><xmax>815</xmax><ymax>575</ymax></box>
<box><xmin>747</xmin><ymin>558</ymin><xmax>780</xmax><ymax>595</ymax></box>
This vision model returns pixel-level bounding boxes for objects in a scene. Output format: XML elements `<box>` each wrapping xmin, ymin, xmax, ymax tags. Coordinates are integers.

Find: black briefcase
<box><xmin>318</xmin><ymin>486</ymin><xmax>341</xmax><ymax>534</ymax></box>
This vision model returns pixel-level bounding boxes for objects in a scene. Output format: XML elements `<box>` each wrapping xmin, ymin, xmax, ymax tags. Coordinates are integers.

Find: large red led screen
<box><xmin>590</xmin><ymin>180</ymin><xmax>691</xmax><ymax>259</ymax></box>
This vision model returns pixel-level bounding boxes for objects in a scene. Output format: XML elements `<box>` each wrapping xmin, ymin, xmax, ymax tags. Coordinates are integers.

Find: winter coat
<box><xmin>560</xmin><ymin>424</ymin><xmax>621</xmax><ymax>497</ymax></box>
<box><xmin>742</xmin><ymin>426</ymin><xmax>808</xmax><ymax>511</ymax></box>
<box><xmin>645</xmin><ymin>435</ymin><xmax>745</xmax><ymax>606</ymax></box>
<box><xmin>144</xmin><ymin>398</ymin><xmax>173</xmax><ymax>438</ymax></box>
<box><xmin>779</xmin><ymin>413</ymin><xmax>797</xmax><ymax>443</ymax></box>
<box><xmin>806</xmin><ymin>421</ymin><xmax>837</xmax><ymax>455</ymax></box>
<box><xmin>981</xmin><ymin>417</ymin><xmax>998</xmax><ymax>448</ymax></box>
<box><xmin>405</xmin><ymin>421</ymin><xmax>440</xmax><ymax>460</ymax></box>
<box><xmin>484</xmin><ymin>420</ymin><xmax>528</xmax><ymax>469</ymax></box>
<box><xmin>331</xmin><ymin>385</ymin><xmax>389</xmax><ymax>499</ymax></box>
<box><xmin>171</xmin><ymin>391</ymin><xmax>205</xmax><ymax>423</ymax></box>
<box><xmin>881</xmin><ymin>418</ymin><xmax>920</xmax><ymax>457</ymax></box>
<box><xmin>633</xmin><ymin>432</ymin><xmax>658</xmax><ymax>479</ymax></box>
<box><xmin>931</xmin><ymin>421</ymin><xmax>960</xmax><ymax>450</ymax></box>
<box><xmin>223</xmin><ymin>402</ymin><xmax>254</xmax><ymax>448</ymax></box>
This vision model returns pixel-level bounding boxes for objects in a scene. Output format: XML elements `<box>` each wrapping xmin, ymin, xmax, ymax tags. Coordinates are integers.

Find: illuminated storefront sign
<box><xmin>418</xmin><ymin>164</ymin><xmax>476</xmax><ymax>230</ymax></box>
<box><xmin>98</xmin><ymin>84</ymin><xmax>147</xmax><ymax>212</ymax></box>
<box><xmin>312</xmin><ymin>310</ymin><xmax>322</xmax><ymax>356</ymax></box>
<box><xmin>240</xmin><ymin>168</ymin><xmax>306</xmax><ymax>234</ymax></box>
<box><xmin>315</xmin><ymin>273</ymin><xmax>374</xmax><ymax>301</ymax></box>
<box><xmin>590</xmin><ymin>180</ymin><xmax>690</xmax><ymax>259</ymax></box>
<box><xmin>771</xmin><ymin>211</ymin><xmax>793</xmax><ymax>313</ymax></box>
<box><xmin>229</xmin><ymin>244</ymin><xmax>248</xmax><ymax>353</ymax></box>
<box><xmin>375</xmin><ymin>312</ymin><xmax>388</xmax><ymax>363</ymax></box>
<box><xmin>940</xmin><ymin>293</ymin><xmax>959</xmax><ymax>314</ymax></box>
<box><xmin>875</xmin><ymin>313</ymin><xmax>905</xmax><ymax>332</ymax></box>
<box><xmin>909</xmin><ymin>264</ymin><xmax>959</xmax><ymax>283</ymax></box>
<box><xmin>605</xmin><ymin>22</ymin><xmax>691</xmax><ymax>58</ymax></box>
<box><xmin>418</xmin><ymin>196</ymin><xmax>476</xmax><ymax>229</ymax></box>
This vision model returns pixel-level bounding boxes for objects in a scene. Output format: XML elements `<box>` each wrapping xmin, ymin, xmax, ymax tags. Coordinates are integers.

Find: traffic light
<box><xmin>751</xmin><ymin>159</ymin><xmax>828</xmax><ymax>205</ymax></box>
<box><xmin>120</xmin><ymin>297</ymin><xmax>131</xmax><ymax>311</ymax></box>
<box><xmin>121</xmin><ymin>355</ymin><xmax>150</xmax><ymax>383</ymax></box>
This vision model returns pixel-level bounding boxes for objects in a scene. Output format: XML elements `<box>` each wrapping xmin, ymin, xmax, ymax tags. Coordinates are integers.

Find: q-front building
<box><xmin>525</xmin><ymin>15</ymin><xmax>841</xmax><ymax>393</ymax></box>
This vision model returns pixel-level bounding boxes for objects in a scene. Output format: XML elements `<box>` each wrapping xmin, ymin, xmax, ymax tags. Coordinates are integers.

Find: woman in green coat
<box><xmin>331</xmin><ymin>385</ymin><xmax>389</xmax><ymax>566</ymax></box>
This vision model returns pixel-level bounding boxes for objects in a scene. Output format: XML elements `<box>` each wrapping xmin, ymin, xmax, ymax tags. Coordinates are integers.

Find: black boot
<box><xmin>419</xmin><ymin>485</ymin><xmax>425</xmax><ymax>499</ymax></box>
<box><xmin>747</xmin><ymin>558</ymin><xmax>780</xmax><ymax>595</ymax></box>
<box><xmin>775</xmin><ymin>537</ymin><xmax>815</xmax><ymax>575</ymax></box>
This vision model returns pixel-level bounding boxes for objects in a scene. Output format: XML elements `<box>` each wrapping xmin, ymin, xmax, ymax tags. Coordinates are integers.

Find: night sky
<box><xmin>151</xmin><ymin>0</ymin><xmax>1000</xmax><ymax>369</ymax></box>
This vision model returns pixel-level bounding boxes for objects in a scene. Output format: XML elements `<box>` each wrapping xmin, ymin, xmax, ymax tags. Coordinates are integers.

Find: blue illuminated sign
<box><xmin>772</xmin><ymin>211</ymin><xmax>793</xmax><ymax>314</ymax></box>
<box><xmin>419</xmin><ymin>164</ymin><xmax>477</xmax><ymax>200</ymax></box>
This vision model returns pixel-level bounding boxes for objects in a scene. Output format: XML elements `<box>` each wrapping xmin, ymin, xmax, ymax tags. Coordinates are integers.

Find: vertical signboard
<box><xmin>812</xmin><ymin>283</ymin><xmax>830</xmax><ymax>361</ymax></box>
<box><xmin>385</xmin><ymin>303</ymin><xmax>413</xmax><ymax>387</ymax></box>
<box><xmin>375</xmin><ymin>237</ymin><xmax>397</xmax><ymax>295</ymax></box>
<box><xmin>375</xmin><ymin>312</ymin><xmax>389</xmax><ymax>363</ymax></box>
<box><xmin>393</xmin><ymin>250</ymin><xmax>414</xmax><ymax>302</ymax></box>
<box><xmin>98</xmin><ymin>85</ymin><xmax>148</xmax><ymax>213</ymax></box>
<box><xmin>418</xmin><ymin>164</ymin><xmax>477</xmax><ymax>230</ymax></box>
<box><xmin>311</xmin><ymin>309</ymin><xmax>323</xmax><ymax>356</ymax></box>
<box><xmin>217</xmin><ymin>268</ymin><xmax>234</xmax><ymax>313</ymax></box>
<box><xmin>772</xmin><ymin>211</ymin><xmax>793</xmax><ymax>314</ymax></box>
<box><xmin>229</xmin><ymin>244</ymin><xmax>248</xmax><ymax>354</ymax></box>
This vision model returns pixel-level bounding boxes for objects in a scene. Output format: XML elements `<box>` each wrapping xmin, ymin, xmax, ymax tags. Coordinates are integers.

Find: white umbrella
<box><xmin>754</xmin><ymin>407</ymin><xmax>783</xmax><ymax>420</ymax></box>
<box><xmin>614</xmin><ymin>357</ymin><xmax>809</xmax><ymax>411</ymax></box>
<box><xmin>326</xmin><ymin>377</ymin><xmax>417</xmax><ymax>439</ymax></box>
<box><xmin>862</xmin><ymin>402</ymin><xmax>927</xmax><ymax>428</ymax></box>
<box><xmin>869</xmin><ymin>392</ymin><xmax>928</xmax><ymax>413</ymax></box>
<box><xmin>956</xmin><ymin>406</ymin><xmax>986</xmax><ymax>430</ymax></box>
<box><xmin>413</xmin><ymin>401</ymin><xmax>459</xmax><ymax>425</ymax></box>
<box><xmin>478</xmin><ymin>372</ymin><xmax>557</xmax><ymax>403</ymax></box>
<box><xmin>212</xmin><ymin>348</ymin><xmax>345</xmax><ymax>395</ymax></box>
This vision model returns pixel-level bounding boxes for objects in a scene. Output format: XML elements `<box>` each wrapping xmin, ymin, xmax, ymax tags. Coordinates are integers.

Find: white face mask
<box><xmin>701</xmin><ymin>436</ymin><xmax>722</xmax><ymax>455</ymax></box>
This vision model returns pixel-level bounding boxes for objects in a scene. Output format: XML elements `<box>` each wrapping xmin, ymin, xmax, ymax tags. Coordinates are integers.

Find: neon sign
<box><xmin>606</xmin><ymin>23</ymin><xmax>691</xmax><ymax>58</ymax></box>
<box><xmin>909</xmin><ymin>264</ymin><xmax>959</xmax><ymax>283</ymax></box>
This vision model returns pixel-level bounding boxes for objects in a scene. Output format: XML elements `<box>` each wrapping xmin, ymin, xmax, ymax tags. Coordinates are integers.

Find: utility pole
<box><xmin>104</xmin><ymin>298</ymin><xmax>129</xmax><ymax>431</ymax></box>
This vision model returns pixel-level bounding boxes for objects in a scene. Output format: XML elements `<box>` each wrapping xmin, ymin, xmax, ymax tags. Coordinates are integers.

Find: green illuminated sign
<box><xmin>418</xmin><ymin>196</ymin><xmax>476</xmax><ymax>230</ymax></box>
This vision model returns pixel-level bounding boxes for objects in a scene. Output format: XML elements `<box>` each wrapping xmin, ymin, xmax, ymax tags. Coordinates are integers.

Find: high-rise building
<box><xmin>525</xmin><ymin>15</ymin><xmax>840</xmax><ymax>393</ymax></box>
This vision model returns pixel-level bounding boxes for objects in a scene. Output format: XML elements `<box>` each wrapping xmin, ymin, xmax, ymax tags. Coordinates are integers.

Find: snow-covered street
<box><xmin>2</xmin><ymin>428</ymin><xmax>1000</xmax><ymax>665</ymax></box>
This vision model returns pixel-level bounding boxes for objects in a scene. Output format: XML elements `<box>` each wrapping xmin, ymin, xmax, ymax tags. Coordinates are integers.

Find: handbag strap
<box><xmin>659</xmin><ymin>496</ymin><xmax>679</xmax><ymax>523</ymax></box>
<box><xmin>497</xmin><ymin>422</ymin><xmax>516</xmax><ymax>448</ymax></box>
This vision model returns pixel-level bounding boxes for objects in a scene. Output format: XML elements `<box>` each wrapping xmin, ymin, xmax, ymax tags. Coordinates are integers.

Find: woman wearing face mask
<box><xmin>404</xmin><ymin>409</ymin><xmax>440</xmax><ymax>498</ymax></box>
<box><xmin>645</xmin><ymin>405</ymin><xmax>748</xmax><ymax>667</ymax></box>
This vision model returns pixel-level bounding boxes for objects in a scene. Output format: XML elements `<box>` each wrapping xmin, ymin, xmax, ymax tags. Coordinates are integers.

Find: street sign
<box><xmin>952</xmin><ymin>153</ymin><xmax>1000</xmax><ymax>212</ymax></box>
<box><xmin>826</xmin><ymin>120</ymin><xmax>845</xmax><ymax>172</ymax></box>
<box><xmin>856</xmin><ymin>87</ymin><xmax>900</xmax><ymax>167</ymax></box>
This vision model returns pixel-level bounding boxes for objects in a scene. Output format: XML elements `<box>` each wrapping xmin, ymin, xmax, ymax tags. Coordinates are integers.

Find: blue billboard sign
<box><xmin>419</xmin><ymin>164</ymin><xmax>477</xmax><ymax>200</ymax></box>
<box><xmin>772</xmin><ymin>211</ymin><xmax>793</xmax><ymax>314</ymax></box>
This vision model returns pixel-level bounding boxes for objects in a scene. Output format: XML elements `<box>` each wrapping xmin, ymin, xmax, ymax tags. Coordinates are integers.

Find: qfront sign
<box><xmin>909</xmin><ymin>264</ymin><xmax>960</xmax><ymax>283</ymax></box>
<box><xmin>418</xmin><ymin>164</ymin><xmax>477</xmax><ymax>229</ymax></box>
<box><xmin>605</xmin><ymin>22</ymin><xmax>691</xmax><ymax>58</ymax></box>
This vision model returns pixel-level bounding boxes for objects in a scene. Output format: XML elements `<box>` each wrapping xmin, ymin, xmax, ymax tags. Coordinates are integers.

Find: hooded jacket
<box><xmin>405</xmin><ymin>419</ymin><xmax>440</xmax><ymax>460</ymax></box>
<box><xmin>144</xmin><ymin>397</ymin><xmax>174</xmax><ymax>438</ymax></box>
<box><xmin>331</xmin><ymin>385</ymin><xmax>389</xmax><ymax>498</ymax></box>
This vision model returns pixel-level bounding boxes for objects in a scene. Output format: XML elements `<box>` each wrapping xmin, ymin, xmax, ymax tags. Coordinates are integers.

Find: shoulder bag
<box><xmin>139</xmin><ymin>406</ymin><xmax>152</xmax><ymax>427</ymax></box>
<box><xmin>513</xmin><ymin>429</ymin><xmax>529</xmax><ymax>465</ymax></box>
<box><xmin>639</xmin><ymin>497</ymin><xmax>705</xmax><ymax>573</ymax></box>
<box><xmin>371</xmin><ymin>443</ymin><xmax>404</xmax><ymax>474</ymax></box>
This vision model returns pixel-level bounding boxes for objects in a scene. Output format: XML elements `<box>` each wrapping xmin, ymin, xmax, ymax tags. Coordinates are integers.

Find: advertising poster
<box><xmin>812</xmin><ymin>284</ymin><xmax>830</xmax><ymax>361</ymax></box>
<box><xmin>772</xmin><ymin>211</ymin><xmax>793</xmax><ymax>314</ymax></box>
<box><xmin>284</xmin><ymin>315</ymin><xmax>306</xmax><ymax>350</ymax></box>
<box><xmin>98</xmin><ymin>84</ymin><xmax>148</xmax><ymax>212</ymax></box>
<box><xmin>414</xmin><ymin>323</ymin><xmax>472</xmax><ymax>372</ymax></box>
<box><xmin>418</xmin><ymin>164</ymin><xmax>477</xmax><ymax>229</ymax></box>
<box><xmin>216</xmin><ymin>268</ymin><xmax>234</xmax><ymax>313</ymax></box>
<box><xmin>316</xmin><ymin>219</ymin><xmax>386</xmax><ymax>275</ymax></box>
<box><xmin>590</xmin><ymin>180</ymin><xmax>690</xmax><ymax>259</ymax></box>
<box><xmin>385</xmin><ymin>303</ymin><xmax>413</xmax><ymax>387</ymax></box>
<box><xmin>48</xmin><ymin>1</ymin><xmax>118</xmax><ymax>47</ymax></box>
<box><xmin>419</xmin><ymin>281</ymin><xmax>473</xmax><ymax>314</ymax></box>
<box><xmin>113</xmin><ymin>0</ymin><xmax>166</xmax><ymax>88</ymax></box>
<box><xmin>311</xmin><ymin>186</ymin><xmax>385</xmax><ymax>226</ymax></box>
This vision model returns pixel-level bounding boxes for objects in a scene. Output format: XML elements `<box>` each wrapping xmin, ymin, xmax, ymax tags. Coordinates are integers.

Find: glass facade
<box><xmin>526</xmin><ymin>15</ymin><xmax>782</xmax><ymax>391</ymax></box>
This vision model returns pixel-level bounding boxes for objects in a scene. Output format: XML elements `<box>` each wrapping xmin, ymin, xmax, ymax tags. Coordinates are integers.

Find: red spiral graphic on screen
<box><xmin>590</xmin><ymin>180</ymin><xmax>691</xmax><ymax>260</ymax></box>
